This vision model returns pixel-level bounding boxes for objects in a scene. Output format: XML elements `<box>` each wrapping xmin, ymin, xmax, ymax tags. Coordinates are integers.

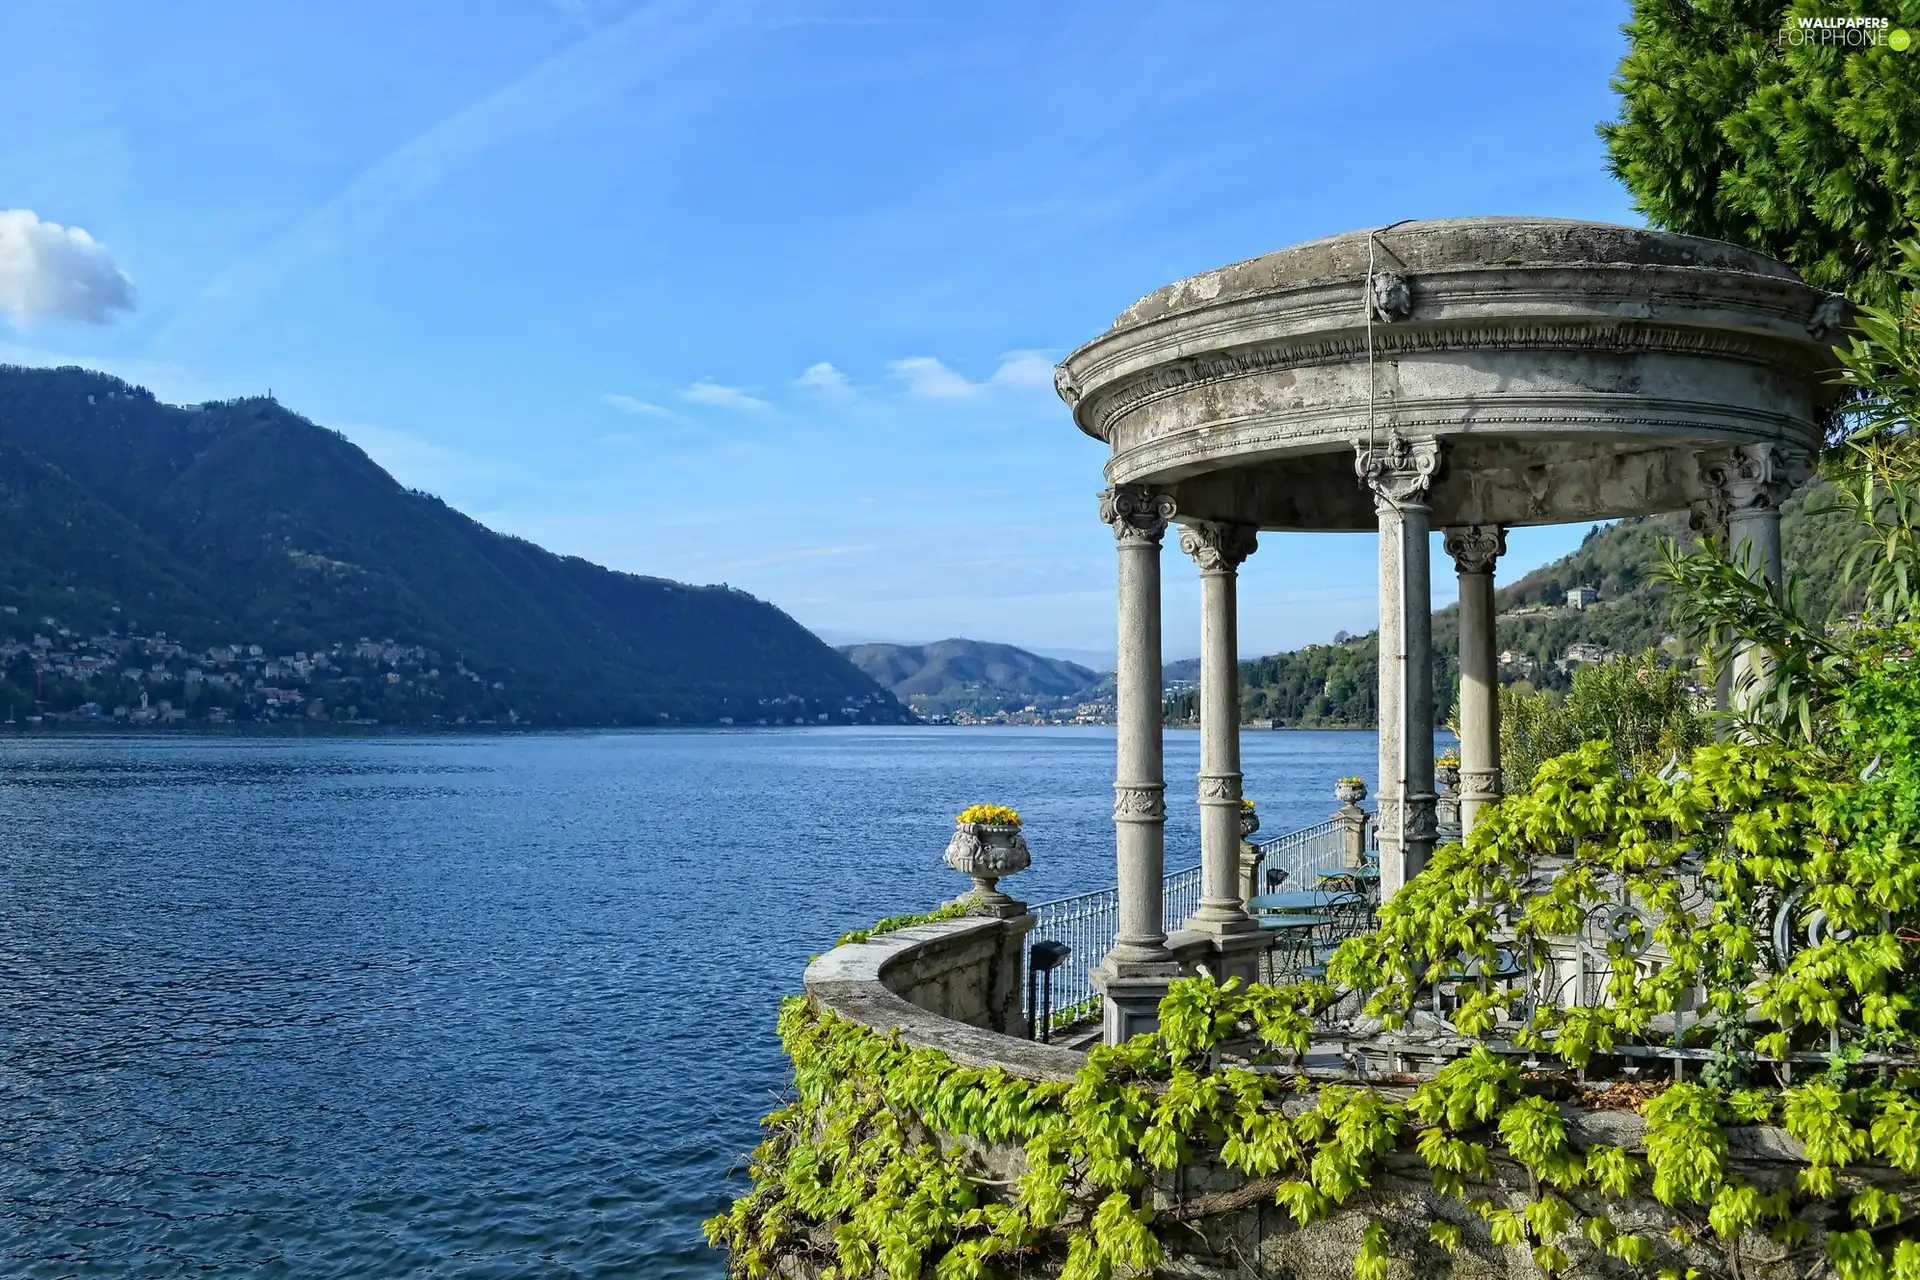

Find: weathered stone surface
<box><xmin>1056</xmin><ymin>217</ymin><xmax>1844</xmax><ymax>532</ymax></box>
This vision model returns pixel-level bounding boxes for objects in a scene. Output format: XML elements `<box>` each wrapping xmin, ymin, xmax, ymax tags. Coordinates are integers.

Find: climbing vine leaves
<box><xmin>709</xmin><ymin>628</ymin><xmax>1920</xmax><ymax>1278</ymax></box>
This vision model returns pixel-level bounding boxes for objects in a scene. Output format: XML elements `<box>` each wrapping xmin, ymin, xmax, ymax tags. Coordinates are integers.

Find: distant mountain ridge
<box><xmin>0</xmin><ymin>365</ymin><xmax>908</xmax><ymax>727</ymax></box>
<box><xmin>838</xmin><ymin>638</ymin><xmax>1103</xmax><ymax>716</ymax></box>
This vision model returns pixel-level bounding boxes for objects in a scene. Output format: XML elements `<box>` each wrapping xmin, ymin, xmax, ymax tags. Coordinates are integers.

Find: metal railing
<box><xmin>1253</xmin><ymin>817</ymin><xmax>1354</xmax><ymax>892</ymax></box>
<box><xmin>1024</xmin><ymin>811</ymin><xmax>1372</xmax><ymax>1036</ymax></box>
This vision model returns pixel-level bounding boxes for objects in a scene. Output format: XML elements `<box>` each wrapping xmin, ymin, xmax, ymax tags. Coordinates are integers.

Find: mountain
<box><xmin>1230</xmin><ymin>482</ymin><xmax>1859</xmax><ymax>728</ymax></box>
<box><xmin>838</xmin><ymin>638</ymin><xmax>1104</xmax><ymax>716</ymax></box>
<box><xmin>0</xmin><ymin>365</ymin><xmax>909</xmax><ymax>728</ymax></box>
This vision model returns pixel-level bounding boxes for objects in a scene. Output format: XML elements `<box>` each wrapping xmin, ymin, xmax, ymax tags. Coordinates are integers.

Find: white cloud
<box><xmin>888</xmin><ymin>356</ymin><xmax>978</xmax><ymax>399</ymax></box>
<box><xmin>600</xmin><ymin>392</ymin><xmax>672</xmax><ymax>416</ymax></box>
<box><xmin>0</xmin><ymin>209</ymin><xmax>135</xmax><ymax>327</ymax></box>
<box><xmin>796</xmin><ymin>361</ymin><xmax>851</xmax><ymax>395</ymax></box>
<box><xmin>988</xmin><ymin>349</ymin><xmax>1054</xmax><ymax>390</ymax></box>
<box><xmin>889</xmin><ymin>350</ymin><xmax>1056</xmax><ymax>399</ymax></box>
<box><xmin>681</xmin><ymin>379</ymin><xmax>770</xmax><ymax>411</ymax></box>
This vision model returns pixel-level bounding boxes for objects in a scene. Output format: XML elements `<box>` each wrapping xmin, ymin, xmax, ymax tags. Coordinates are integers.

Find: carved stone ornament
<box><xmin>1698</xmin><ymin>443</ymin><xmax>1812</xmax><ymax>516</ymax></box>
<box><xmin>1354</xmin><ymin>433</ymin><xmax>1442</xmax><ymax>509</ymax></box>
<box><xmin>1053</xmin><ymin>363</ymin><xmax>1082</xmax><ymax>408</ymax></box>
<box><xmin>1806</xmin><ymin>293</ymin><xmax>1850</xmax><ymax>342</ymax></box>
<box><xmin>1402</xmin><ymin>794</ymin><xmax>1440</xmax><ymax>842</ymax></box>
<box><xmin>1178</xmin><ymin>521</ymin><xmax>1258</xmax><ymax>573</ymax></box>
<box><xmin>1113</xmin><ymin>784</ymin><xmax>1166</xmax><ymax>820</ymax></box>
<box><xmin>1460</xmin><ymin>767</ymin><xmax>1502</xmax><ymax>800</ymax></box>
<box><xmin>1443</xmin><ymin>524</ymin><xmax>1506</xmax><ymax>576</ymax></box>
<box><xmin>1688</xmin><ymin>490</ymin><xmax>1730</xmax><ymax>545</ymax></box>
<box><xmin>1198</xmin><ymin>773</ymin><xmax>1242</xmax><ymax>803</ymax></box>
<box><xmin>1099</xmin><ymin>484</ymin><xmax>1177</xmax><ymax>544</ymax></box>
<box><xmin>1368</xmin><ymin>270</ymin><xmax>1412</xmax><ymax>323</ymax></box>
<box><xmin>944</xmin><ymin>822</ymin><xmax>1031</xmax><ymax>878</ymax></box>
<box><xmin>944</xmin><ymin>821</ymin><xmax>1030</xmax><ymax>913</ymax></box>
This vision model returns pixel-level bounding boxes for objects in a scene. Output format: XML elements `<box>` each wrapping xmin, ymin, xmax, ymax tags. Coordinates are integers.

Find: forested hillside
<box><xmin>0</xmin><ymin>365</ymin><xmax>907</xmax><ymax>727</ymax></box>
<box><xmin>839</xmin><ymin>638</ymin><xmax>1103</xmax><ymax>716</ymax></box>
<box><xmin>1234</xmin><ymin>483</ymin><xmax>1860</xmax><ymax>728</ymax></box>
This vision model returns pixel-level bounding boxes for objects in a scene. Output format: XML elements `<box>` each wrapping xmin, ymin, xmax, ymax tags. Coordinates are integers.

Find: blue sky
<box><xmin>0</xmin><ymin>0</ymin><xmax>1642</xmax><ymax>667</ymax></box>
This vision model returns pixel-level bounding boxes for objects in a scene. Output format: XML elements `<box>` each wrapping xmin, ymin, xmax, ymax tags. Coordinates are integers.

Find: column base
<box><xmin>1093</xmin><ymin>957</ymin><xmax>1181</xmax><ymax>1044</ymax></box>
<box><xmin>1209</xmin><ymin>927</ymin><xmax>1273</xmax><ymax>987</ymax></box>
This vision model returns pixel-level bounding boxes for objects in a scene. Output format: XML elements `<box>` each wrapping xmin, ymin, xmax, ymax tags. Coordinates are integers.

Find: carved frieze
<box><xmin>1083</xmin><ymin>321</ymin><xmax>1817</xmax><ymax>442</ymax></box>
<box><xmin>1113</xmin><ymin>784</ymin><xmax>1167</xmax><ymax>820</ymax></box>
<box><xmin>1178</xmin><ymin>521</ymin><xmax>1258</xmax><ymax>574</ymax></box>
<box><xmin>1443</xmin><ymin>525</ymin><xmax>1506</xmax><ymax>576</ymax></box>
<box><xmin>1099</xmin><ymin>485</ymin><xmax>1176</xmax><ymax>545</ymax></box>
<box><xmin>1197</xmin><ymin>773</ymin><xmax>1242</xmax><ymax>803</ymax></box>
<box><xmin>1460</xmin><ymin>768</ymin><xmax>1502</xmax><ymax>801</ymax></box>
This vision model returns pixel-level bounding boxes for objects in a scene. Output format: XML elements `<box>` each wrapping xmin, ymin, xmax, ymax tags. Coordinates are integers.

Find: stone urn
<box><xmin>1238</xmin><ymin>804</ymin><xmax>1260</xmax><ymax>839</ymax></box>
<box><xmin>1335</xmin><ymin>778</ymin><xmax>1367</xmax><ymax>806</ymax></box>
<box><xmin>1436</xmin><ymin>759</ymin><xmax>1461</xmax><ymax>794</ymax></box>
<box><xmin>944</xmin><ymin>821</ymin><xmax>1030</xmax><ymax>915</ymax></box>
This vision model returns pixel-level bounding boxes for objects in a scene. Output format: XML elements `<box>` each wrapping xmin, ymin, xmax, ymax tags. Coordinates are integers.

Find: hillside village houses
<box><xmin>0</xmin><ymin>606</ymin><xmax>491</xmax><ymax>725</ymax></box>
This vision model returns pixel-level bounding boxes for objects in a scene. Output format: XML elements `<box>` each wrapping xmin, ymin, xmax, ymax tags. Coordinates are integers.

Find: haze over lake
<box><xmin>0</xmin><ymin>728</ymin><xmax>1374</xmax><ymax>1276</ymax></box>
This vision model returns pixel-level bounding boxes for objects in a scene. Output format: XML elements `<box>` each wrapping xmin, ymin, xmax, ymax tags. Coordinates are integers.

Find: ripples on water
<box><xmin>0</xmin><ymin>727</ymin><xmax>1374</xmax><ymax>1276</ymax></box>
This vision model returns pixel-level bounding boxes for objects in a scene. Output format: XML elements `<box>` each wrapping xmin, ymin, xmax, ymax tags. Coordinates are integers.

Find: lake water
<box><xmin>0</xmin><ymin>727</ymin><xmax>1375</xmax><ymax>1277</ymax></box>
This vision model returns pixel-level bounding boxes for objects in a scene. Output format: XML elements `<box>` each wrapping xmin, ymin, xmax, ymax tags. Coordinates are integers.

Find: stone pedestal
<box><xmin>1096</xmin><ymin>484</ymin><xmax>1177</xmax><ymax>1041</ymax></box>
<box><xmin>1444</xmin><ymin>525</ymin><xmax>1504</xmax><ymax>833</ymax></box>
<box><xmin>1359</xmin><ymin>436</ymin><xmax>1441</xmax><ymax>900</ymax></box>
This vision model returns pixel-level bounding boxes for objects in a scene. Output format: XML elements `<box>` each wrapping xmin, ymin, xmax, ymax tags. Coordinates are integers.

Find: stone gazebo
<box><xmin>1051</xmin><ymin>217</ymin><xmax>1848</xmax><ymax>1043</ymax></box>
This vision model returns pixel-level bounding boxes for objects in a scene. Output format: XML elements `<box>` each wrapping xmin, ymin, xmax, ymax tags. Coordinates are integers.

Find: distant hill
<box><xmin>1227</xmin><ymin>483</ymin><xmax>1860</xmax><ymax>728</ymax></box>
<box><xmin>0</xmin><ymin>365</ymin><xmax>909</xmax><ymax>728</ymax></box>
<box><xmin>838</xmin><ymin>638</ymin><xmax>1104</xmax><ymax>716</ymax></box>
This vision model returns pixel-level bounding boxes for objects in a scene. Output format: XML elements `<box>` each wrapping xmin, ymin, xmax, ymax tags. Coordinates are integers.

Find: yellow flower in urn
<box><xmin>956</xmin><ymin>804</ymin><xmax>1021</xmax><ymax>828</ymax></box>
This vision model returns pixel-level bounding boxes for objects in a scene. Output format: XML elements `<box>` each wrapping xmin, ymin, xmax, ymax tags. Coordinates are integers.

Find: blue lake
<box><xmin>0</xmin><ymin>727</ymin><xmax>1376</xmax><ymax>1277</ymax></box>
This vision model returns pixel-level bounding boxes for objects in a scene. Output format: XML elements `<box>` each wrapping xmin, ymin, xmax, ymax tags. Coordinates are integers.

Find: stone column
<box><xmin>1096</xmin><ymin>484</ymin><xmax>1179</xmax><ymax>1043</ymax></box>
<box><xmin>1179</xmin><ymin>520</ymin><xmax>1267</xmax><ymax>984</ymax></box>
<box><xmin>1443</xmin><ymin>525</ymin><xmax>1505</xmax><ymax>833</ymax></box>
<box><xmin>1357</xmin><ymin>435</ymin><xmax>1442</xmax><ymax>901</ymax></box>
<box><xmin>1697</xmin><ymin>445</ymin><xmax>1806</xmax><ymax>710</ymax></box>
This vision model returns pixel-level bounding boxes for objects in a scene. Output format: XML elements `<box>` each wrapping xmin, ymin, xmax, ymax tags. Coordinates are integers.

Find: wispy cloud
<box><xmin>159</xmin><ymin>0</ymin><xmax>726</xmax><ymax>345</ymax></box>
<box><xmin>681</xmin><ymin>379</ymin><xmax>769</xmax><ymax>411</ymax></box>
<box><xmin>0</xmin><ymin>210</ymin><xmax>136</xmax><ymax>327</ymax></box>
<box><xmin>796</xmin><ymin>361</ymin><xmax>852</xmax><ymax>396</ymax></box>
<box><xmin>888</xmin><ymin>349</ymin><xmax>1055</xmax><ymax>399</ymax></box>
<box><xmin>600</xmin><ymin>392</ymin><xmax>672</xmax><ymax>416</ymax></box>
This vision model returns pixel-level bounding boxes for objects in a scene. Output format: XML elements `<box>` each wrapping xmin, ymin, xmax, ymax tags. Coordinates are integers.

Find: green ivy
<box><xmin>712</xmin><ymin>627</ymin><xmax>1920</xmax><ymax>1278</ymax></box>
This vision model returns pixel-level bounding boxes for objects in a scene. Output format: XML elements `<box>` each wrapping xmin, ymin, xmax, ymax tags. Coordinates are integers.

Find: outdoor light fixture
<box><xmin>1027</xmin><ymin>940</ymin><xmax>1072</xmax><ymax>1044</ymax></box>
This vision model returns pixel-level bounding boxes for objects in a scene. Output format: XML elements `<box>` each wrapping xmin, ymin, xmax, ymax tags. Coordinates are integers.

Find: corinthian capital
<box><xmin>1443</xmin><ymin>525</ymin><xmax>1505</xmax><ymax>576</ymax></box>
<box><xmin>1099</xmin><ymin>484</ymin><xmax>1176</xmax><ymax>545</ymax></box>
<box><xmin>1178</xmin><ymin>521</ymin><xmax>1258</xmax><ymax>573</ymax></box>
<box><xmin>1698</xmin><ymin>443</ymin><xmax>1811</xmax><ymax>516</ymax></box>
<box><xmin>1355</xmin><ymin>434</ymin><xmax>1442</xmax><ymax>510</ymax></box>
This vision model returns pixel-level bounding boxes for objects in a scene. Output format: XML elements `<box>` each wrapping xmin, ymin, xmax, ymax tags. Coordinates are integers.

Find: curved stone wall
<box><xmin>803</xmin><ymin>916</ymin><xmax>1085</xmax><ymax>1081</ymax></box>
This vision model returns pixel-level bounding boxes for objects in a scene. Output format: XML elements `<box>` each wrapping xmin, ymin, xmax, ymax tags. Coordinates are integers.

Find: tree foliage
<box><xmin>1498</xmin><ymin>651</ymin><xmax>1707</xmax><ymax>794</ymax></box>
<box><xmin>1601</xmin><ymin>0</ymin><xmax>1920</xmax><ymax>307</ymax></box>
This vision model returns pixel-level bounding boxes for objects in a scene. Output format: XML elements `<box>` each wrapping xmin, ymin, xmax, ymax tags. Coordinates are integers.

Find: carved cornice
<box><xmin>1698</xmin><ymin>443</ymin><xmax>1812</xmax><ymax>516</ymax></box>
<box><xmin>1355</xmin><ymin>434</ymin><xmax>1442</xmax><ymax>510</ymax></box>
<box><xmin>1179</xmin><ymin>521</ymin><xmax>1258</xmax><ymax>574</ymax></box>
<box><xmin>1198</xmin><ymin>773</ymin><xmax>1242</xmax><ymax>802</ymax></box>
<box><xmin>1114</xmin><ymin>784</ymin><xmax>1167</xmax><ymax>820</ymax></box>
<box><xmin>1099</xmin><ymin>485</ymin><xmax>1176</xmax><ymax>545</ymax></box>
<box><xmin>1443</xmin><ymin>525</ymin><xmax>1506</xmax><ymax>576</ymax></box>
<box><xmin>1084</xmin><ymin>322</ymin><xmax>1816</xmax><ymax>442</ymax></box>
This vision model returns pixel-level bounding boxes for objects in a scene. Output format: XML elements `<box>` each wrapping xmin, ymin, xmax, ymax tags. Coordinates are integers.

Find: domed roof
<box><xmin>1112</xmin><ymin>217</ymin><xmax>1803</xmax><ymax>330</ymax></box>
